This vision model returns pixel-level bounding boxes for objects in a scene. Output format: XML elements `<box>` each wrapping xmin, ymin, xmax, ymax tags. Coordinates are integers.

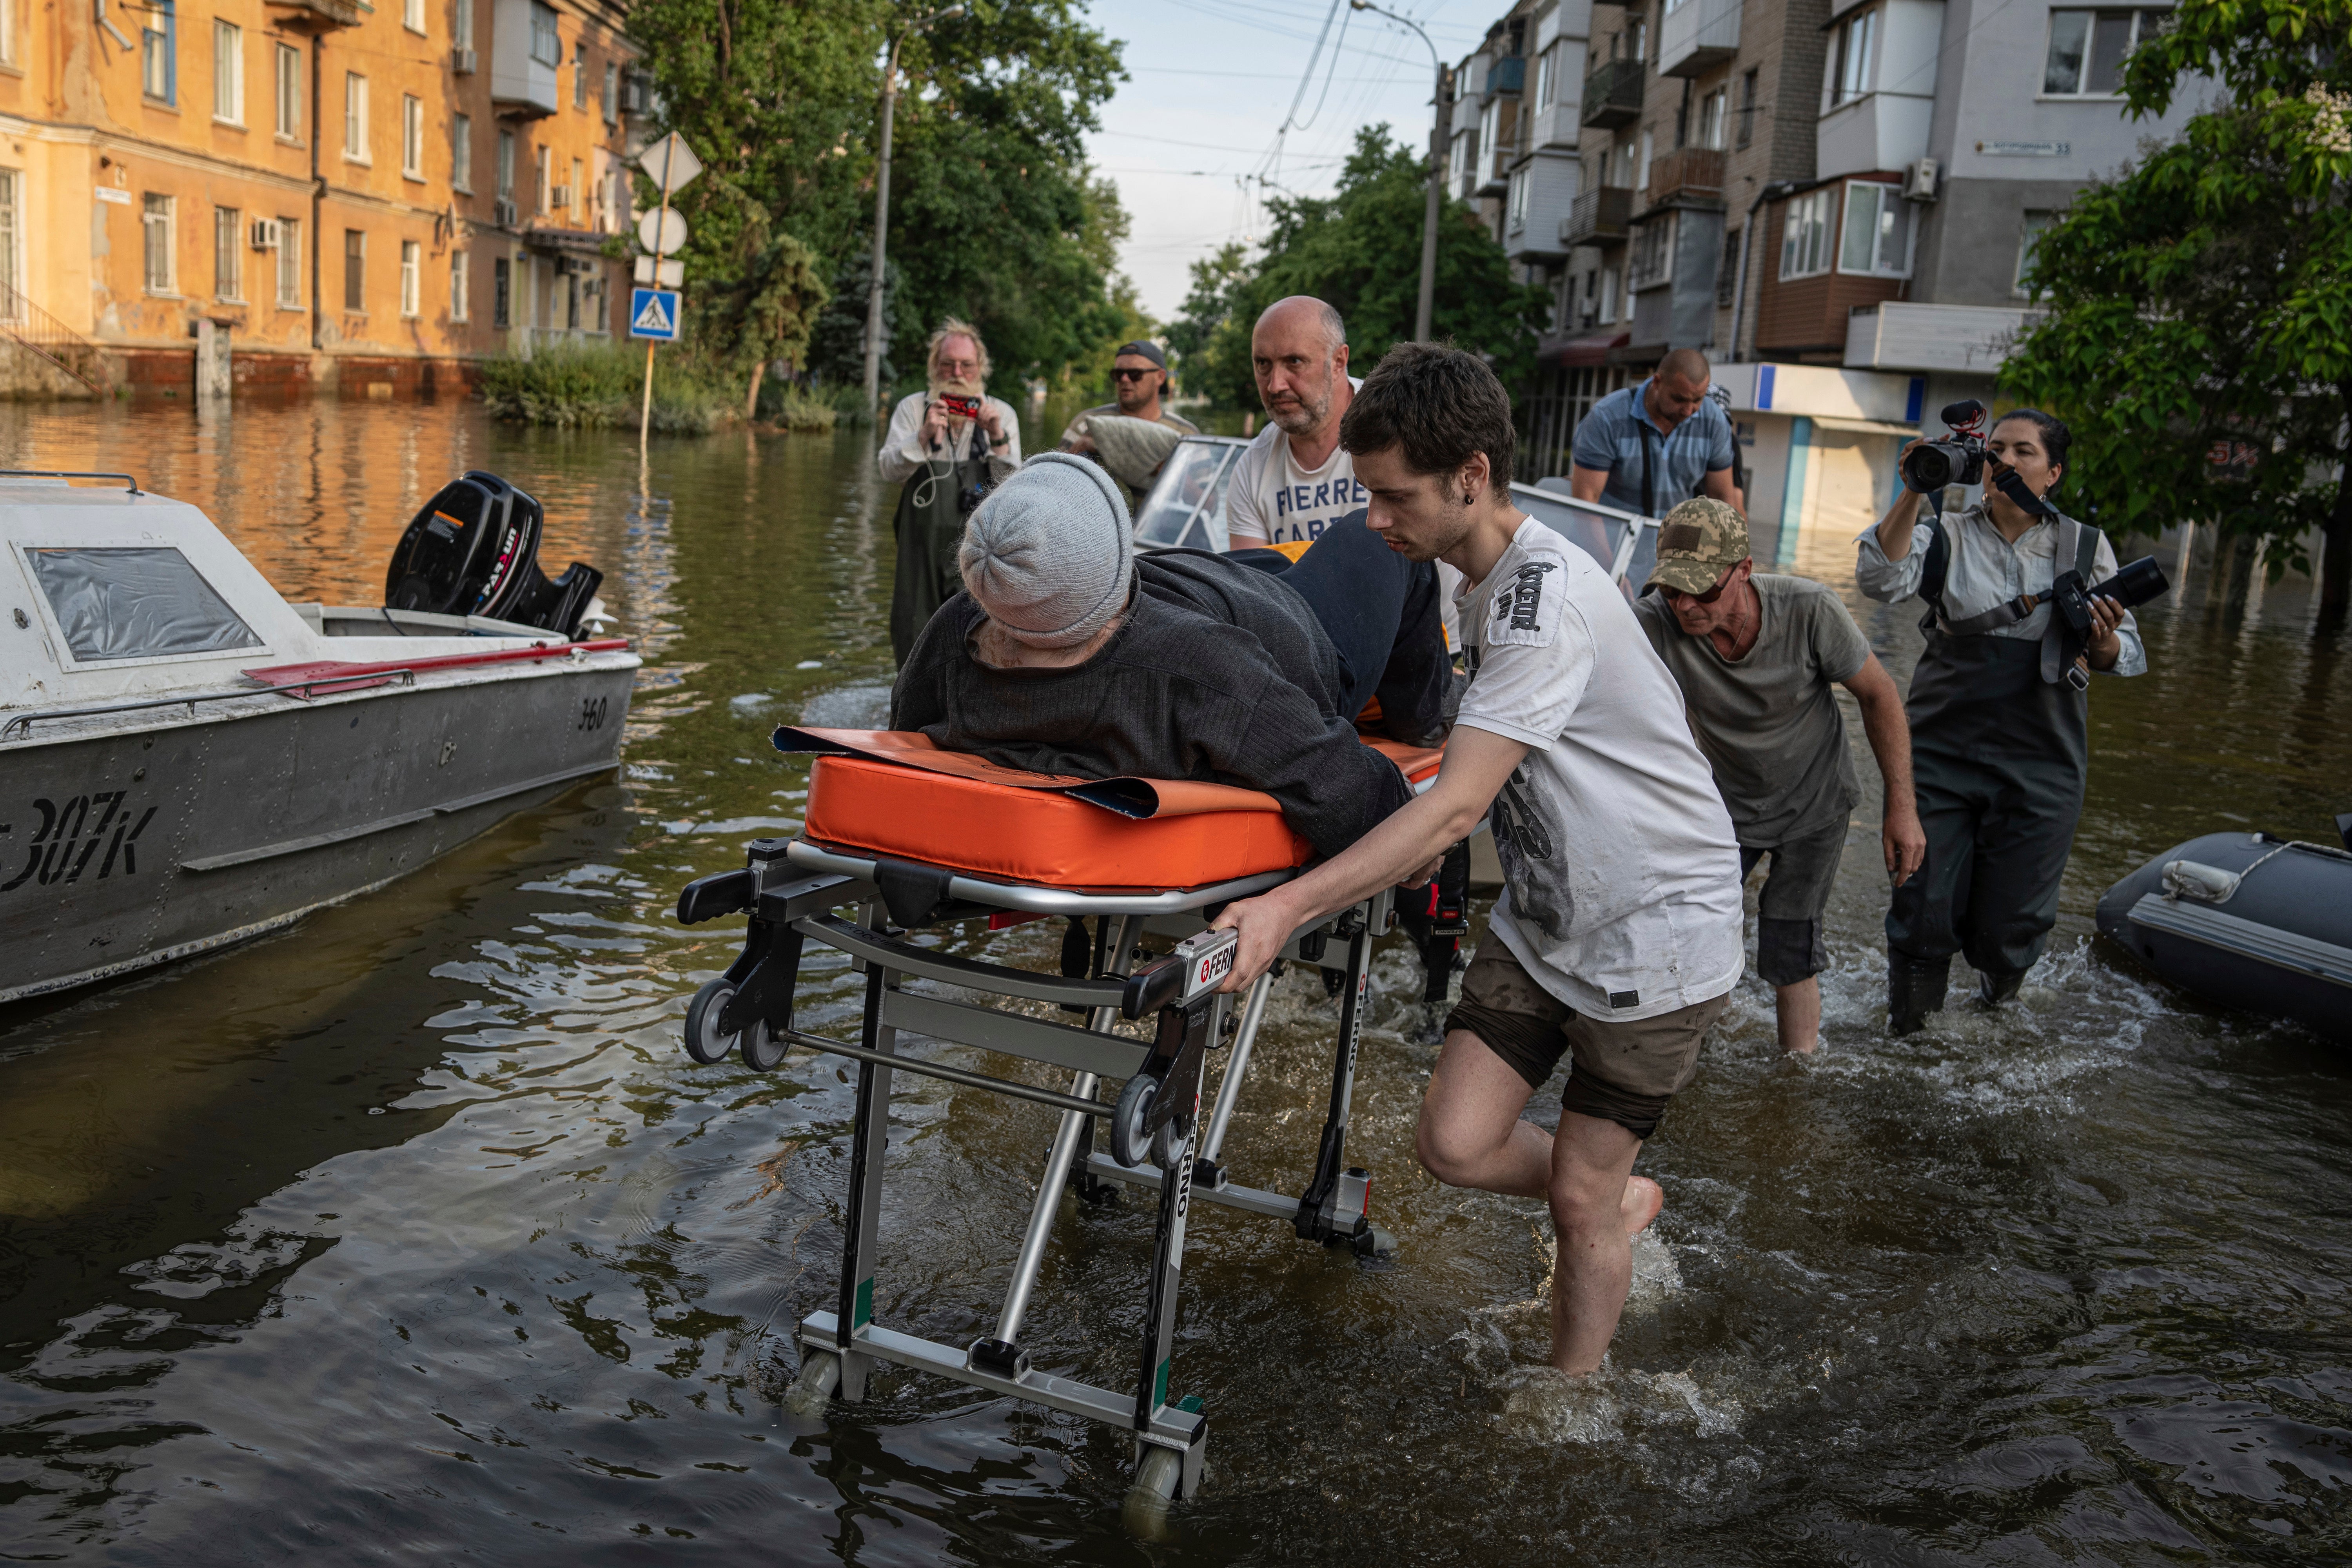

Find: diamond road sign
<box><xmin>635</xmin><ymin>132</ymin><xmax>703</xmax><ymax>196</ymax></box>
<box><xmin>629</xmin><ymin>287</ymin><xmax>681</xmax><ymax>341</ymax></box>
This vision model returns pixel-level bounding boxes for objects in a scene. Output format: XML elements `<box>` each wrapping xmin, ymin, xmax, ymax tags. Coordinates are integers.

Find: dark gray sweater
<box><xmin>890</xmin><ymin>554</ymin><xmax>1411</xmax><ymax>858</ymax></box>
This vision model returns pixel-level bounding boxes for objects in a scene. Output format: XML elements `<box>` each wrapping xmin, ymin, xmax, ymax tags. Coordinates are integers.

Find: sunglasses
<box><xmin>1109</xmin><ymin>367</ymin><xmax>1160</xmax><ymax>381</ymax></box>
<box><xmin>1659</xmin><ymin>570</ymin><xmax>1734</xmax><ymax>605</ymax></box>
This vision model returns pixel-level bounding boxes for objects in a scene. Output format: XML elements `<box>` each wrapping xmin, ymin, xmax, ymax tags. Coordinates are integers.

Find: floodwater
<box><xmin>0</xmin><ymin>396</ymin><xmax>2347</xmax><ymax>1565</ymax></box>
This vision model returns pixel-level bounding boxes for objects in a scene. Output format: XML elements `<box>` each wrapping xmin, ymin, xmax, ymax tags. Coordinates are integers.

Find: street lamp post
<box><xmin>1350</xmin><ymin>0</ymin><xmax>1448</xmax><ymax>343</ymax></box>
<box><xmin>862</xmin><ymin>5</ymin><xmax>964</xmax><ymax>414</ymax></box>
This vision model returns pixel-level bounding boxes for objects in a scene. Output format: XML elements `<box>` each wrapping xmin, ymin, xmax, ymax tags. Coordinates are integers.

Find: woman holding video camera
<box><xmin>1856</xmin><ymin>406</ymin><xmax>2145</xmax><ymax>1034</ymax></box>
<box><xmin>877</xmin><ymin>318</ymin><xmax>1023</xmax><ymax>665</ymax></box>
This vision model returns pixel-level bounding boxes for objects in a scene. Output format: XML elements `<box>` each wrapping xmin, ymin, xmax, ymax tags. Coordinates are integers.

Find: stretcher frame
<box><xmin>674</xmin><ymin>833</ymin><xmax>1400</xmax><ymax>1515</ymax></box>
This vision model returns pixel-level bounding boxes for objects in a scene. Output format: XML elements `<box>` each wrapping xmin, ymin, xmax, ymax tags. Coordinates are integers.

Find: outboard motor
<box><xmin>384</xmin><ymin>470</ymin><xmax>604</xmax><ymax>638</ymax></box>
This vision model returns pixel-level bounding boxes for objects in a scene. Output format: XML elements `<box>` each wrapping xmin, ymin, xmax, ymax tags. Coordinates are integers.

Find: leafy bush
<box><xmin>478</xmin><ymin>343</ymin><xmax>736</xmax><ymax>434</ymax></box>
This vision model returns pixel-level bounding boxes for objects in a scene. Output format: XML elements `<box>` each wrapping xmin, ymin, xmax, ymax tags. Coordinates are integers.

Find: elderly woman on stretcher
<box><xmin>889</xmin><ymin>450</ymin><xmax>1454</xmax><ymax>863</ymax></box>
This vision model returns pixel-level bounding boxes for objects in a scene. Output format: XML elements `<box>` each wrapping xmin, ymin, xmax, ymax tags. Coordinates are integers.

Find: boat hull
<box><xmin>0</xmin><ymin>662</ymin><xmax>634</xmax><ymax>1004</ymax></box>
<box><xmin>2094</xmin><ymin>831</ymin><xmax>2352</xmax><ymax>1043</ymax></box>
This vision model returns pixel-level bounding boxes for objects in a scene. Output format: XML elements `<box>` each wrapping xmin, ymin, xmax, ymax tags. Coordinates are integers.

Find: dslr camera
<box><xmin>2049</xmin><ymin>555</ymin><xmax>2170</xmax><ymax>637</ymax></box>
<box><xmin>1901</xmin><ymin>399</ymin><xmax>1989</xmax><ymax>492</ymax></box>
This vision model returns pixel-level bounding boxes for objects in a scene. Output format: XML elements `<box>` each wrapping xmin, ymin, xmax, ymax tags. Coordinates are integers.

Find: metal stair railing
<box><xmin>0</xmin><ymin>282</ymin><xmax>110</xmax><ymax>396</ymax></box>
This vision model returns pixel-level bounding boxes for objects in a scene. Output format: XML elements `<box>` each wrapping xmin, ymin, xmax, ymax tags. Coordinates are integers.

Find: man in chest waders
<box><xmin>1857</xmin><ymin>408</ymin><xmax>2146</xmax><ymax>1033</ymax></box>
<box><xmin>876</xmin><ymin>319</ymin><xmax>1024</xmax><ymax>664</ymax></box>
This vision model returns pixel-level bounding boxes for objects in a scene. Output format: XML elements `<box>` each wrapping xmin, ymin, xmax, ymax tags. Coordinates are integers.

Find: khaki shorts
<box><xmin>1441</xmin><ymin>942</ymin><xmax>1730</xmax><ymax>1139</ymax></box>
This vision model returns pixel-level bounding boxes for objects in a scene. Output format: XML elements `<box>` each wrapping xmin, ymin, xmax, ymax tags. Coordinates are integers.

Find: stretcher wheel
<box><xmin>739</xmin><ymin>1016</ymin><xmax>788</xmax><ymax>1072</ymax></box>
<box><xmin>782</xmin><ymin>1350</ymin><xmax>841</xmax><ymax>1416</ymax></box>
<box><xmin>1150</xmin><ymin>1114</ymin><xmax>1185</xmax><ymax>1172</ymax></box>
<box><xmin>1121</xmin><ymin>1444</ymin><xmax>1184</xmax><ymax>1539</ymax></box>
<box><xmin>683</xmin><ymin>978</ymin><xmax>740</xmax><ymax>1064</ymax></box>
<box><xmin>1110</xmin><ymin>1073</ymin><xmax>1157</xmax><ymax>1169</ymax></box>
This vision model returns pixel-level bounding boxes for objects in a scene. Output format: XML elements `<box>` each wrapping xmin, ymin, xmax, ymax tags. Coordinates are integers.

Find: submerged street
<box><xmin>0</xmin><ymin>397</ymin><xmax>2347</xmax><ymax>1564</ymax></box>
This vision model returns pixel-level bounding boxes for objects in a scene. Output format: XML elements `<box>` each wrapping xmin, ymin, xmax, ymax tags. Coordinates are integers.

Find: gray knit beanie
<box><xmin>958</xmin><ymin>450</ymin><xmax>1135</xmax><ymax>649</ymax></box>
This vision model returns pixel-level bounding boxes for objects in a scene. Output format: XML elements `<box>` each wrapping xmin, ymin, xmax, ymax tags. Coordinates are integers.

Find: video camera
<box><xmin>1901</xmin><ymin>399</ymin><xmax>1989</xmax><ymax>492</ymax></box>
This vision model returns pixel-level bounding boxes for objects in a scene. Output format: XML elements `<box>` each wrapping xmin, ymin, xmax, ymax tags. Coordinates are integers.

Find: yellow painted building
<box><xmin>0</xmin><ymin>0</ymin><xmax>638</xmax><ymax>396</ymax></box>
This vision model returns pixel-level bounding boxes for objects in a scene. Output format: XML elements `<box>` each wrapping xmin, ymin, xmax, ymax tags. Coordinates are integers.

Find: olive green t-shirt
<box><xmin>1631</xmin><ymin>574</ymin><xmax>1871</xmax><ymax>846</ymax></box>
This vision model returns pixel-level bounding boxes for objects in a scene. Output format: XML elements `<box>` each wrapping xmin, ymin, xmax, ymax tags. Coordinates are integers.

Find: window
<box><xmin>343</xmin><ymin>73</ymin><xmax>368</xmax><ymax>162</ymax></box>
<box><xmin>1831</xmin><ymin>7</ymin><xmax>1876</xmax><ymax>105</ymax></box>
<box><xmin>274</xmin><ymin>43</ymin><xmax>301</xmax><ymax>139</ymax></box>
<box><xmin>1737</xmin><ymin>69</ymin><xmax>1757</xmax><ymax>147</ymax></box>
<box><xmin>142</xmin><ymin>194</ymin><xmax>175</xmax><ymax>293</ymax></box>
<box><xmin>451</xmin><ymin>249</ymin><xmax>470</xmax><ymax>321</ymax></box>
<box><xmin>1597</xmin><ymin>263</ymin><xmax>1620</xmax><ymax>325</ymax></box>
<box><xmin>402</xmin><ymin>94</ymin><xmax>423</xmax><ymax>179</ymax></box>
<box><xmin>2043</xmin><ymin>8</ymin><xmax>2168</xmax><ymax>96</ymax></box>
<box><xmin>1718</xmin><ymin>227</ymin><xmax>1740</xmax><ymax>306</ymax></box>
<box><xmin>2013</xmin><ymin>210</ymin><xmax>2055</xmax><ymax>297</ymax></box>
<box><xmin>1699</xmin><ymin>87</ymin><xmax>1726</xmax><ymax>149</ymax></box>
<box><xmin>403</xmin><ymin>0</ymin><xmax>425</xmax><ymax>33</ymax></box>
<box><xmin>1477</xmin><ymin>98</ymin><xmax>1503</xmax><ymax>183</ymax></box>
<box><xmin>535</xmin><ymin>145</ymin><xmax>551</xmax><ymax>212</ymax></box>
<box><xmin>455</xmin><ymin>0</ymin><xmax>473</xmax><ymax>44</ymax></box>
<box><xmin>0</xmin><ymin>169</ymin><xmax>21</xmax><ymax>317</ymax></box>
<box><xmin>214</xmin><ymin>205</ymin><xmax>240</xmax><ymax>299</ymax></box>
<box><xmin>1535</xmin><ymin>41</ymin><xmax>1559</xmax><ymax>109</ymax></box>
<box><xmin>1637</xmin><ymin>127</ymin><xmax>1654</xmax><ymax>193</ymax></box>
<box><xmin>1629</xmin><ymin>213</ymin><xmax>1675</xmax><ymax>289</ymax></box>
<box><xmin>212</xmin><ymin>20</ymin><xmax>242</xmax><ymax>123</ymax></box>
<box><xmin>1507</xmin><ymin>165</ymin><xmax>1530</xmax><ymax>231</ymax></box>
<box><xmin>493</xmin><ymin>255</ymin><xmax>511</xmax><ymax>327</ymax></box>
<box><xmin>603</xmin><ymin>61</ymin><xmax>618</xmax><ymax>121</ymax></box>
<box><xmin>496</xmin><ymin>129</ymin><xmax>515</xmax><ymax>198</ymax></box>
<box><xmin>343</xmin><ymin>228</ymin><xmax>364</xmax><ymax>311</ymax></box>
<box><xmin>1838</xmin><ymin>181</ymin><xmax>1913</xmax><ymax>276</ymax></box>
<box><xmin>573</xmin><ymin>54</ymin><xmax>587</xmax><ymax>109</ymax></box>
<box><xmin>400</xmin><ymin>239</ymin><xmax>419</xmax><ymax>316</ymax></box>
<box><xmin>570</xmin><ymin>156</ymin><xmax>584</xmax><ymax>218</ymax></box>
<box><xmin>0</xmin><ymin>0</ymin><xmax>15</xmax><ymax>67</ymax></box>
<box><xmin>1779</xmin><ymin>185</ymin><xmax>1834</xmax><ymax>278</ymax></box>
<box><xmin>529</xmin><ymin>1</ymin><xmax>559</xmax><ymax>67</ymax></box>
<box><xmin>452</xmin><ymin>114</ymin><xmax>472</xmax><ymax>192</ymax></box>
<box><xmin>141</xmin><ymin>0</ymin><xmax>175</xmax><ymax>103</ymax></box>
<box><xmin>1613</xmin><ymin>139</ymin><xmax>1635</xmax><ymax>187</ymax></box>
<box><xmin>27</xmin><ymin>548</ymin><xmax>262</xmax><ymax>662</ymax></box>
<box><xmin>276</xmin><ymin>216</ymin><xmax>301</xmax><ymax>306</ymax></box>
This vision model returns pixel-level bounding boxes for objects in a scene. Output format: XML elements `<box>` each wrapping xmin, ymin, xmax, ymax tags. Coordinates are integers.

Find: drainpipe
<box><xmin>1726</xmin><ymin>179</ymin><xmax>1791</xmax><ymax>363</ymax></box>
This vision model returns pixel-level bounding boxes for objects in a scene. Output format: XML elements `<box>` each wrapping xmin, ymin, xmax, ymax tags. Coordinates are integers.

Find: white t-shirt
<box><xmin>1456</xmin><ymin>516</ymin><xmax>1745</xmax><ymax>1020</ymax></box>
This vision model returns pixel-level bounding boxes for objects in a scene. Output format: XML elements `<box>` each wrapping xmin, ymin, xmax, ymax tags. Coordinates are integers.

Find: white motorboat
<box><xmin>0</xmin><ymin>467</ymin><xmax>639</xmax><ymax>1004</ymax></box>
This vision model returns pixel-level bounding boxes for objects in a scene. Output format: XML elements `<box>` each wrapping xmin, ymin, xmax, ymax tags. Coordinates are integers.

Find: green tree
<box><xmin>1169</xmin><ymin>127</ymin><xmax>1552</xmax><ymax>410</ymax></box>
<box><xmin>2001</xmin><ymin>0</ymin><xmax>2352</xmax><ymax>622</ymax></box>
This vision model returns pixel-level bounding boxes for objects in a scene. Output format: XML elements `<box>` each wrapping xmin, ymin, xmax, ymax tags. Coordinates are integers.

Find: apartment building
<box><xmin>0</xmin><ymin>0</ymin><xmax>639</xmax><ymax>397</ymax></box>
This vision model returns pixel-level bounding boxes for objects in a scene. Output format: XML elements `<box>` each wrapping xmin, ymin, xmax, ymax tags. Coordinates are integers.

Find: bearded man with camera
<box><xmin>1857</xmin><ymin>402</ymin><xmax>2164</xmax><ymax>1034</ymax></box>
<box><xmin>877</xmin><ymin>318</ymin><xmax>1024</xmax><ymax>665</ymax></box>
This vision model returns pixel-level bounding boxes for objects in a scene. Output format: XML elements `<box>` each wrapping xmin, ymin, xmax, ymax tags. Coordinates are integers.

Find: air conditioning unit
<box><xmin>1903</xmin><ymin>157</ymin><xmax>1940</xmax><ymax>201</ymax></box>
<box><xmin>451</xmin><ymin>46</ymin><xmax>477</xmax><ymax>73</ymax></box>
<box><xmin>493</xmin><ymin>197</ymin><xmax>519</xmax><ymax>227</ymax></box>
<box><xmin>249</xmin><ymin>217</ymin><xmax>284</xmax><ymax>250</ymax></box>
<box><xmin>549</xmin><ymin>185</ymin><xmax>573</xmax><ymax>211</ymax></box>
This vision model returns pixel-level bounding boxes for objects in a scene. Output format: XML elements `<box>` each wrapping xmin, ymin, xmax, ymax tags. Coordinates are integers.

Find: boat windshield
<box><xmin>1133</xmin><ymin>441</ymin><xmax>1240</xmax><ymax>551</ymax></box>
<box><xmin>26</xmin><ymin>546</ymin><xmax>263</xmax><ymax>662</ymax></box>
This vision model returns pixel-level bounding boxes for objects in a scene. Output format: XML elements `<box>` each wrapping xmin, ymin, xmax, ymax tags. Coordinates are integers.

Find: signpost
<box><xmin>632</xmin><ymin>132</ymin><xmax>703</xmax><ymax>449</ymax></box>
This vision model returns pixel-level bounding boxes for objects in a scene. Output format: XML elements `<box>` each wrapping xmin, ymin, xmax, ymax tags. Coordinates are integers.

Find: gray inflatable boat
<box><xmin>2095</xmin><ymin>824</ymin><xmax>2352</xmax><ymax>1042</ymax></box>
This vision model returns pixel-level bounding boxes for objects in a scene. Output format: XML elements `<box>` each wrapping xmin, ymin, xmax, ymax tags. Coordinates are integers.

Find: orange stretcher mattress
<box><xmin>789</xmin><ymin>727</ymin><xmax>1443</xmax><ymax>893</ymax></box>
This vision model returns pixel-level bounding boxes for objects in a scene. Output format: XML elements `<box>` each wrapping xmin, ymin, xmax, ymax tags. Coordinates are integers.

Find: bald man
<box><xmin>1225</xmin><ymin>296</ymin><xmax>1368</xmax><ymax>549</ymax></box>
<box><xmin>1568</xmin><ymin>347</ymin><xmax>1744</xmax><ymax>519</ymax></box>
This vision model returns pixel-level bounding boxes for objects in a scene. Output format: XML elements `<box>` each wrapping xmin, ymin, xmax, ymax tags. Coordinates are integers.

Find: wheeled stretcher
<box><xmin>672</xmin><ymin>729</ymin><xmax>1439</xmax><ymax>1521</ymax></box>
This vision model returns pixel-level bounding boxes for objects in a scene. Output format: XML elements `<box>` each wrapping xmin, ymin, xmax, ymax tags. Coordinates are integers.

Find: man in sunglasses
<box><xmin>1631</xmin><ymin>498</ymin><xmax>1925</xmax><ymax>1054</ymax></box>
<box><xmin>1057</xmin><ymin>340</ymin><xmax>1198</xmax><ymax>506</ymax></box>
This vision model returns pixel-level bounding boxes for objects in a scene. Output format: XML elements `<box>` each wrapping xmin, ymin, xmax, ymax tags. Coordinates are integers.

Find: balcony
<box><xmin>492</xmin><ymin>0</ymin><xmax>560</xmax><ymax>118</ymax></box>
<box><xmin>263</xmin><ymin>0</ymin><xmax>359</xmax><ymax>29</ymax></box>
<box><xmin>1844</xmin><ymin>302</ymin><xmax>2044</xmax><ymax>374</ymax></box>
<box><xmin>1643</xmin><ymin>145</ymin><xmax>1725</xmax><ymax>208</ymax></box>
<box><xmin>1561</xmin><ymin>185</ymin><xmax>1633</xmax><ymax>246</ymax></box>
<box><xmin>1657</xmin><ymin>0</ymin><xmax>1740</xmax><ymax>79</ymax></box>
<box><xmin>1581</xmin><ymin>57</ymin><xmax>1643</xmax><ymax>129</ymax></box>
<box><xmin>1481</xmin><ymin>55</ymin><xmax>1526</xmax><ymax>102</ymax></box>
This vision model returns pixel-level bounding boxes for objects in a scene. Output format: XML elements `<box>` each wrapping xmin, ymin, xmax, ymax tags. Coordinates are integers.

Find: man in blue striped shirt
<box><xmin>1568</xmin><ymin>348</ymin><xmax>1743</xmax><ymax>519</ymax></box>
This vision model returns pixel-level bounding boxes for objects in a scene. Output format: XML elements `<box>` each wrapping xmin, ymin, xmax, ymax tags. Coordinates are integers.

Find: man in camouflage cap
<box><xmin>1632</xmin><ymin>497</ymin><xmax>1926</xmax><ymax>1054</ymax></box>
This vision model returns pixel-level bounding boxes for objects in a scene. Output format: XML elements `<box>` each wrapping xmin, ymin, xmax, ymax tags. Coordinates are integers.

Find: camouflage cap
<box><xmin>1645</xmin><ymin>497</ymin><xmax>1750</xmax><ymax>595</ymax></box>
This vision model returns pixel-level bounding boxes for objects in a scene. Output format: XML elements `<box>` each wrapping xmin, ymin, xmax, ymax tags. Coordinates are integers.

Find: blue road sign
<box><xmin>629</xmin><ymin>287</ymin><xmax>681</xmax><ymax>342</ymax></box>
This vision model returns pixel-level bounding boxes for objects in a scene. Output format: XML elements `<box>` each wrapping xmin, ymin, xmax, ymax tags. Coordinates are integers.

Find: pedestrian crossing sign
<box><xmin>629</xmin><ymin>287</ymin><xmax>681</xmax><ymax>342</ymax></box>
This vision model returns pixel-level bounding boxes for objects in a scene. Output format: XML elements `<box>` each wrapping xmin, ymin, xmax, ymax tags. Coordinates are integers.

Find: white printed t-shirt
<box><xmin>1224</xmin><ymin>424</ymin><xmax>1369</xmax><ymax>547</ymax></box>
<box><xmin>1456</xmin><ymin>516</ymin><xmax>1745</xmax><ymax>1020</ymax></box>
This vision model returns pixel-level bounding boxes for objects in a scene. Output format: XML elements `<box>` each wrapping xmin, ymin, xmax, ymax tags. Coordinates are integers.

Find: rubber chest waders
<box><xmin>889</xmin><ymin>421</ymin><xmax>992</xmax><ymax>666</ymax></box>
<box><xmin>1889</xmin><ymin>508</ymin><xmax>2102</xmax><ymax>985</ymax></box>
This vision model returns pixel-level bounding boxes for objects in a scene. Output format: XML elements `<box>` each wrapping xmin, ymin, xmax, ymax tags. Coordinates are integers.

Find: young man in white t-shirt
<box><xmin>1214</xmin><ymin>344</ymin><xmax>1744</xmax><ymax>1377</ymax></box>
